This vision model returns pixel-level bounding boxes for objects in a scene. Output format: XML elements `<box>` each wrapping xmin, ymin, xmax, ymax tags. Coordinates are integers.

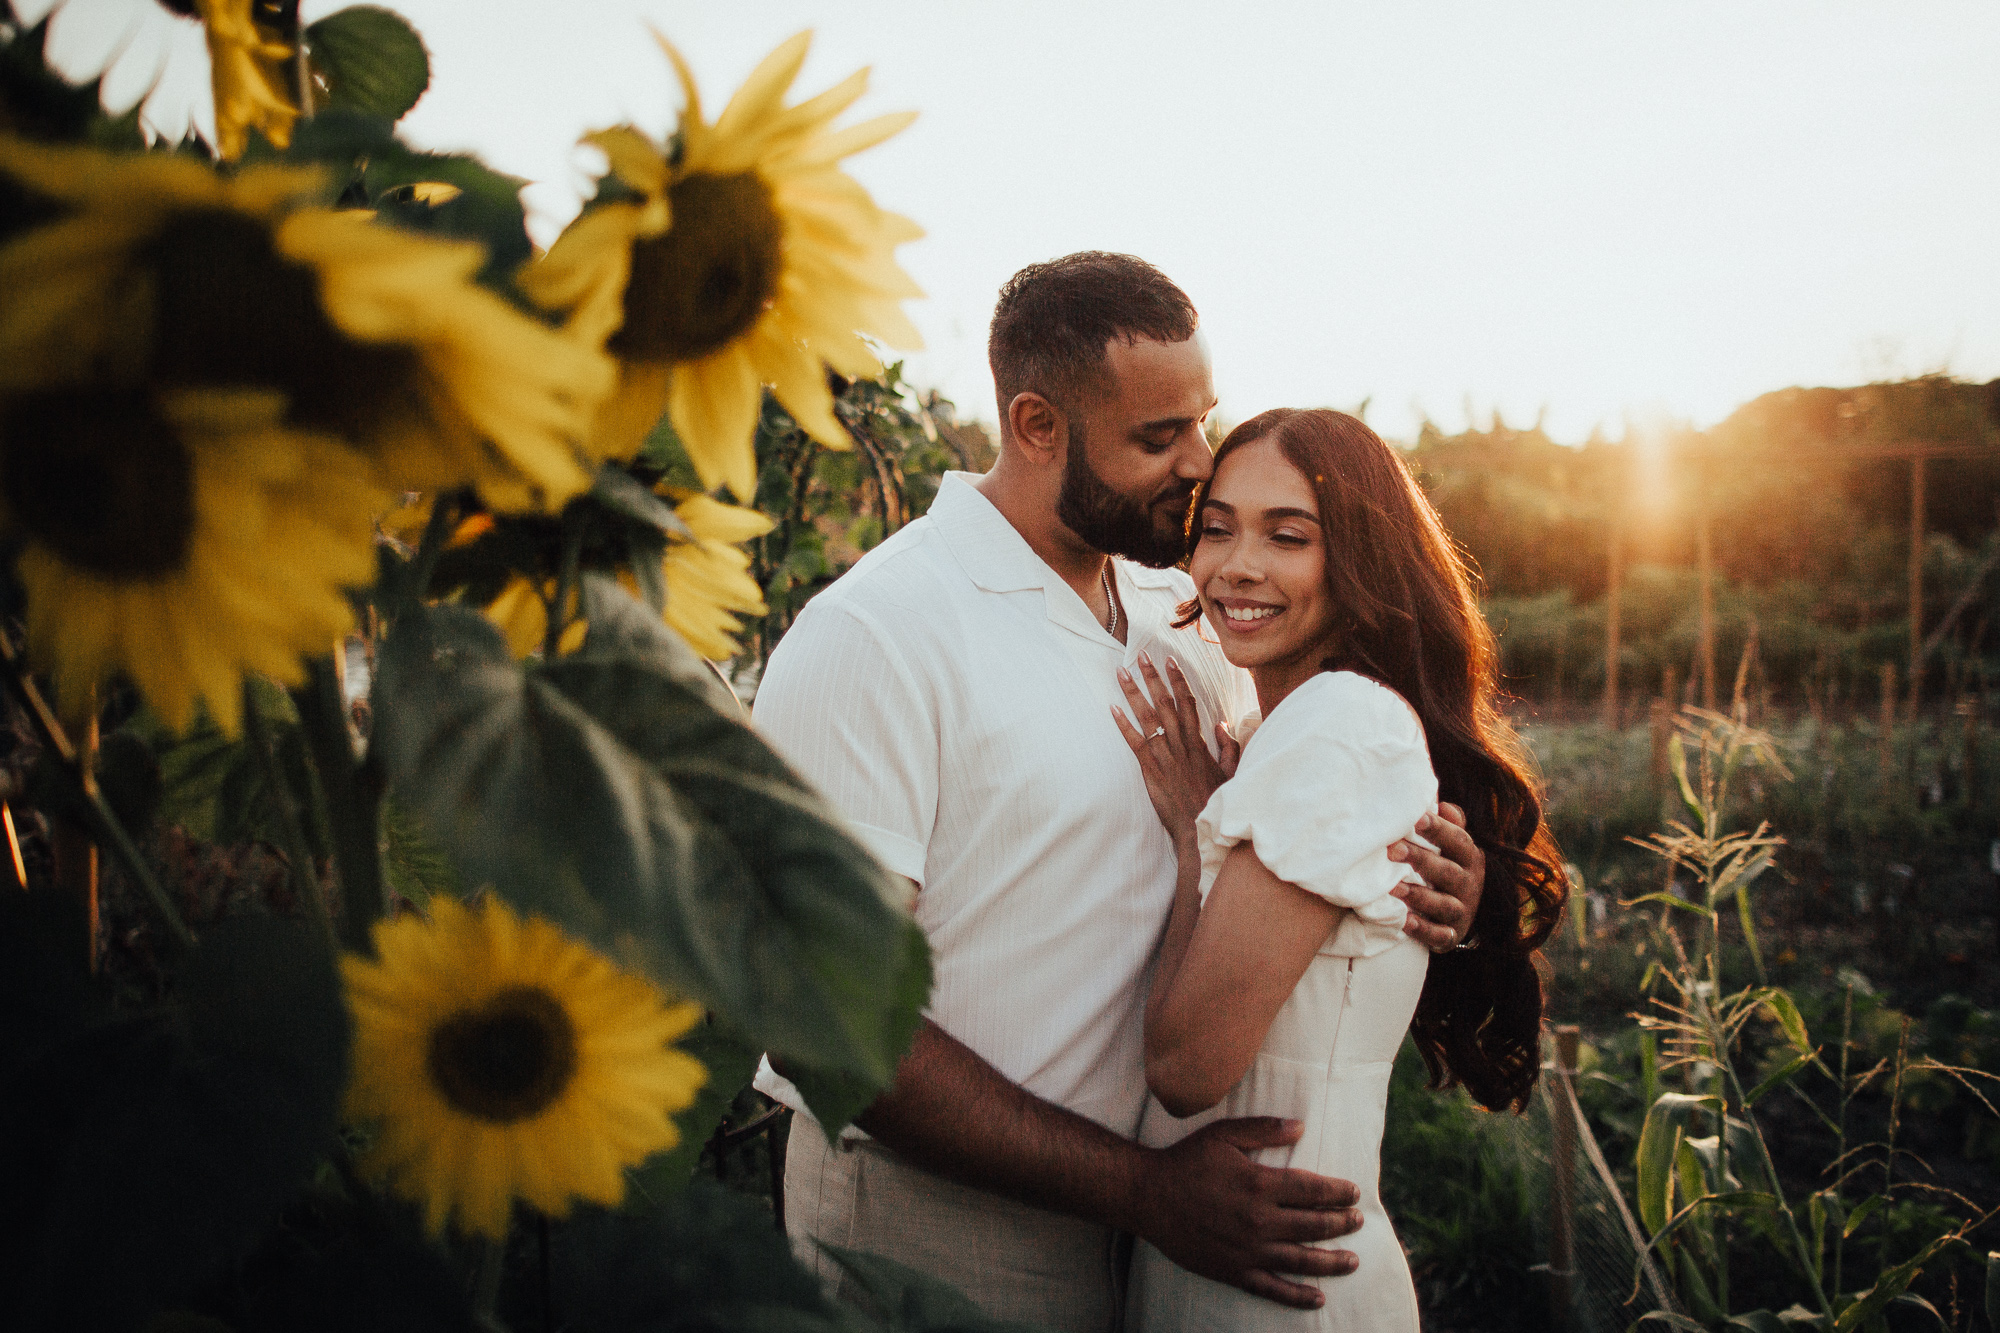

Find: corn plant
<box><xmin>1623</xmin><ymin>707</ymin><xmax>1999</xmax><ymax>1332</ymax></box>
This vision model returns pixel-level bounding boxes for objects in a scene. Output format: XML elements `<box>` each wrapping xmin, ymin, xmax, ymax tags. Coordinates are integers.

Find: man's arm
<box><xmin>845</xmin><ymin>1016</ymin><xmax>1363</xmax><ymax>1311</ymax></box>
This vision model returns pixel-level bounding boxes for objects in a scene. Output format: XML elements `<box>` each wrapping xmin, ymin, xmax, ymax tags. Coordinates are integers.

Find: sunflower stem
<box><xmin>406</xmin><ymin>492</ymin><xmax>463</xmax><ymax>607</ymax></box>
<box><xmin>243</xmin><ymin>679</ymin><xmax>339</xmax><ymax>955</ymax></box>
<box><xmin>543</xmin><ymin>519</ymin><xmax>586</xmax><ymax>660</ymax></box>
<box><xmin>473</xmin><ymin>1232</ymin><xmax>507</xmax><ymax>1321</ymax></box>
<box><xmin>295</xmin><ymin>656</ymin><xmax>387</xmax><ymax>955</ymax></box>
<box><xmin>0</xmin><ymin>637</ymin><xmax>194</xmax><ymax>951</ymax></box>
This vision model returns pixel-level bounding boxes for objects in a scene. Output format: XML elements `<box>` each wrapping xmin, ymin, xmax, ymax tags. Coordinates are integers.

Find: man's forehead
<box><xmin>1099</xmin><ymin>332</ymin><xmax>1215</xmax><ymax>413</ymax></box>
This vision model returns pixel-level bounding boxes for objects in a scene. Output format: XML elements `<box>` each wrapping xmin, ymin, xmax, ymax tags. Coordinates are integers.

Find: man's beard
<box><xmin>1056</xmin><ymin>423</ymin><xmax>1195</xmax><ymax>568</ymax></box>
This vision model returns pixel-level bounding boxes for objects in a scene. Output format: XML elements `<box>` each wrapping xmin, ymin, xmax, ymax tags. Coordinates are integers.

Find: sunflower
<box><xmin>483</xmin><ymin>575</ymin><xmax>588</xmax><ymax>660</ymax></box>
<box><xmin>195</xmin><ymin>0</ymin><xmax>299</xmax><ymax>161</ymax></box>
<box><xmin>342</xmin><ymin>896</ymin><xmax>707</xmax><ymax>1239</ymax></box>
<box><xmin>0</xmin><ymin>386</ymin><xmax>385</xmax><ymax>734</ymax></box>
<box><xmin>521</xmin><ymin>31</ymin><xmax>924</xmax><ymax>503</ymax></box>
<box><xmin>658</xmin><ymin>493</ymin><xmax>773</xmax><ymax>661</ymax></box>
<box><xmin>0</xmin><ymin>136</ymin><xmax>612</xmax><ymax>512</ymax></box>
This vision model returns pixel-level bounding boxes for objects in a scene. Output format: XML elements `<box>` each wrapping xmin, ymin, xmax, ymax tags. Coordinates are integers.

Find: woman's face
<box><xmin>1190</xmin><ymin>434</ymin><xmax>1337</xmax><ymax>695</ymax></box>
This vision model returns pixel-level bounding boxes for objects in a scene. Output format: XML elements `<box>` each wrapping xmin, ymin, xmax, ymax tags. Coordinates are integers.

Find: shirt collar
<box><xmin>931</xmin><ymin>472</ymin><xmax>1065</xmax><ymax>594</ymax></box>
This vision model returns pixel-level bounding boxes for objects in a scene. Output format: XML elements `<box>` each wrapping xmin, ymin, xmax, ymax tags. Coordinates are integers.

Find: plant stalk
<box><xmin>0</xmin><ymin>639</ymin><xmax>194</xmax><ymax>951</ymax></box>
<box><xmin>294</xmin><ymin>656</ymin><xmax>387</xmax><ymax>954</ymax></box>
<box><xmin>543</xmin><ymin>520</ymin><xmax>586</xmax><ymax>660</ymax></box>
<box><xmin>243</xmin><ymin>680</ymin><xmax>338</xmax><ymax>954</ymax></box>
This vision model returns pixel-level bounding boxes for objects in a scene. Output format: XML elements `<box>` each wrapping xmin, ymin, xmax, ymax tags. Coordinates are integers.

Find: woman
<box><xmin>1111</xmin><ymin>408</ymin><xmax>1566</xmax><ymax>1331</ymax></box>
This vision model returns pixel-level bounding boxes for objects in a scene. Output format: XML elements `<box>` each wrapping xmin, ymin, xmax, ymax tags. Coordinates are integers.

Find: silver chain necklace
<box><xmin>1100</xmin><ymin>562</ymin><xmax>1119</xmax><ymax>636</ymax></box>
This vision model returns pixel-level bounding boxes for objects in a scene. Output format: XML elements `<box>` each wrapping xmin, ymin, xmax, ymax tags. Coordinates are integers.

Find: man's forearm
<box><xmin>848</xmin><ymin>1018</ymin><xmax>1148</xmax><ymax>1232</ymax></box>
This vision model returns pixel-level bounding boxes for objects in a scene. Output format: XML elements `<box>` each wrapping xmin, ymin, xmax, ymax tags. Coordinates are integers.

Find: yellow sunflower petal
<box><xmin>668</xmin><ymin>347</ymin><xmax>761</xmax><ymax>502</ymax></box>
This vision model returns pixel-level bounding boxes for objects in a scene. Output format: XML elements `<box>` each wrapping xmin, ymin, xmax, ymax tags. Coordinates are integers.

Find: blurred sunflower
<box><xmin>342</xmin><ymin>896</ymin><xmax>707</xmax><ymax>1240</ymax></box>
<box><xmin>483</xmin><ymin>575</ymin><xmax>587</xmax><ymax>660</ymax></box>
<box><xmin>521</xmin><ymin>30</ymin><xmax>923</xmax><ymax>503</ymax></box>
<box><xmin>0</xmin><ymin>385</ymin><xmax>384</xmax><ymax>734</ymax></box>
<box><xmin>0</xmin><ymin>136</ymin><xmax>611</xmax><ymax>511</ymax></box>
<box><xmin>656</xmin><ymin>492</ymin><xmax>772</xmax><ymax>661</ymax></box>
<box><xmin>194</xmin><ymin>0</ymin><xmax>298</xmax><ymax>160</ymax></box>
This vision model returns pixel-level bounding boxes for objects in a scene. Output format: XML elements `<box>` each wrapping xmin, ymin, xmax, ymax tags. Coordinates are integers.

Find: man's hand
<box><xmin>1388</xmin><ymin>802</ymin><xmax>1486</xmax><ymax>953</ymax></box>
<box><xmin>1129</xmin><ymin>1116</ymin><xmax>1362</xmax><ymax>1310</ymax></box>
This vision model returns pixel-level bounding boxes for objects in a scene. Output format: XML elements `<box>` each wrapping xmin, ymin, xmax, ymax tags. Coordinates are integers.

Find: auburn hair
<box><xmin>1177</xmin><ymin>408</ymin><xmax>1567</xmax><ymax>1111</ymax></box>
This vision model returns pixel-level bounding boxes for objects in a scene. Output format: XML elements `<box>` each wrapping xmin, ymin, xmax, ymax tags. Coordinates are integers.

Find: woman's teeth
<box><xmin>1223</xmin><ymin>605</ymin><xmax>1280</xmax><ymax>622</ymax></box>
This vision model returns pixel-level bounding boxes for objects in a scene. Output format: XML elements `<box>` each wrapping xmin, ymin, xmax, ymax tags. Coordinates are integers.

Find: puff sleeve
<box><xmin>1194</xmin><ymin>671</ymin><xmax>1438</xmax><ymax>957</ymax></box>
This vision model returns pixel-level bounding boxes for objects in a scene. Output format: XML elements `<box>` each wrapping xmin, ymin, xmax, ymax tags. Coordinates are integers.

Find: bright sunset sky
<box><xmin>27</xmin><ymin>0</ymin><xmax>2000</xmax><ymax>442</ymax></box>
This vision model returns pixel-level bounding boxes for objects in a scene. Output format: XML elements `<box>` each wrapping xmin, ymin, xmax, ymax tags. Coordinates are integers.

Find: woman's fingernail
<box><xmin>1138</xmin><ymin>650</ymin><xmax>1152</xmax><ymax>667</ymax></box>
<box><xmin>1118</xmin><ymin>668</ymin><xmax>1130</xmax><ymax>682</ymax></box>
<box><xmin>1417</xmin><ymin>813</ymin><xmax>1433</xmax><ymax>830</ymax></box>
<box><xmin>1168</xmin><ymin>654</ymin><xmax>1181</xmax><ymax>672</ymax></box>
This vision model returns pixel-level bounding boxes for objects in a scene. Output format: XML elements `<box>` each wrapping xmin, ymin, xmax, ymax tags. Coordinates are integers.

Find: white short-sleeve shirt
<box><xmin>750</xmin><ymin>472</ymin><xmax>1254</xmax><ymax>1136</ymax></box>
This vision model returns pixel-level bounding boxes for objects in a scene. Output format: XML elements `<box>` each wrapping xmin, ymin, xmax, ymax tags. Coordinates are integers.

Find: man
<box><xmin>752</xmin><ymin>253</ymin><xmax>1484</xmax><ymax>1330</ymax></box>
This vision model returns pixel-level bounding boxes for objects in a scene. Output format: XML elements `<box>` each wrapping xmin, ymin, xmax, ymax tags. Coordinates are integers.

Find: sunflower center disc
<box><xmin>427</xmin><ymin>985</ymin><xmax>581</xmax><ymax>1124</ymax></box>
<box><xmin>145</xmin><ymin>207</ymin><xmax>424</xmax><ymax>444</ymax></box>
<box><xmin>1</xmin><ymin>389</ymin><xmax>196</xmax><ymax>578</ymax></box>
<box><xmin>612</xmin><ymin>171</ymin><xmax>783</xmax><ymax>364</ymax></box>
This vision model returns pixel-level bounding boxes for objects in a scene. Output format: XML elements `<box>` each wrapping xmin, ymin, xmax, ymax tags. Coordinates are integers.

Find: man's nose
<box><xmin>1173</xmin><ymin>430</ymin><xmax>1213</xmax><ymax>481</ymax></box>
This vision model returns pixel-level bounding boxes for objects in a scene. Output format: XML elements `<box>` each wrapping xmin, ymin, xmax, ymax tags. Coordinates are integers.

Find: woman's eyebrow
<box><xmin>1261</xmin><ymin>506</ymin><xmax>1320</xmax><ymax>523</ymax></box>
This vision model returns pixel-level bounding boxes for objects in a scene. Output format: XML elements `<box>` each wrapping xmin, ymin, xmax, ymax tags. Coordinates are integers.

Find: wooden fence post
<box><xmin>1960</xmin><ymin>696</ymin><xmax>1980</xmax><ymax>815</ymax></box>
<box><xmin>1879</xmin><ymin>663</ymin><xmax>1899</xmax><ymax>791</ymax></box>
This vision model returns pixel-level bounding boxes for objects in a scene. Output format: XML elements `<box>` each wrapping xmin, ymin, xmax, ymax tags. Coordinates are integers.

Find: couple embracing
<box><xmin>751</xmin><ymin>252</ymin><xmax>1567</xmax><ymax>1332</ymax></box>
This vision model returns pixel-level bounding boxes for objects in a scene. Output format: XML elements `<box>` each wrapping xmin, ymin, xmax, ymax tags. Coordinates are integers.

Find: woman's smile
<box><xmin>1190</xmin><ymin>435</ymin><xmax>1336</xmax><ymax>710</ymax></box>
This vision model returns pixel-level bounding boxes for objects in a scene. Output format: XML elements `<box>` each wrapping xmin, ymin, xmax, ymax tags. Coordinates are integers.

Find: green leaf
<box><xmin>499</xmin><ymin>1179</ymin><xmax>839</xmax><ymax>1332</ymax></box>
<box><xmin>306</xmin><ymin>6</ymin><xmax>431</xmax><ymax>122</ymax></box>
<box><xmin>283</xmin><ymin>110</ymin><xmax>534</xmax><ymax>282</ymax></box>
<box><xmin>1637</xmin><ymin>1092</ymin><xmax>1721</xmax><ymax>1234</ymax></box>
<box><xmin>1832</xmin><ymin>1232</ymin><xmax>1959</xmax><ymax>1331</ymax></box>
<box><xmin>1624</xmin><ymin>890</ymin><xmax>1711</xmax><ymax>917</ymax></box>
<box><xmin>821</xmin><ymin>1244</ymin><xmax>1057</xmax><ymax>1331</ymax></box>
<box><xmin>1984</xmin><ymin>1250</ymin><xmax>1999</xmax><ymax>1330</ymax></box>
<box><xmin>371</xmin><ymin>585</ymin><xmax>930</xmax><ymax>1129</ymax></box>
<box><xmin>0</xmin><ymin>906</ymin><xmax>349</xmax><ymax>1328</ymax></box>
<box><xmin>591</xmin><ymin>465</ymin><xmax>695</xmax><ymax>542</ymax></box>
<box><xmin>1841</xmin><ymin>1194</ymin><xmax>1884</xmax><ymax>1240</ymax></box>
<box><xmin>1669</xmin><ymin>732</ymin><xmax>1700</xmax><ymax>817</ymax></box>
<box><xmin>1744</xmin><ymin>1052</ymin><xmax>1813</xmax><ymax>1107</ymax></box>
<box><xmin>1745</xmin><ymin>986</ymin><xmax>1814</xmax><ymax>1057</ymax></box>
<box><xmin>630</xmin><ymin>1016</ymin><xmax>764</xmax><ymax>1196</ymax></box>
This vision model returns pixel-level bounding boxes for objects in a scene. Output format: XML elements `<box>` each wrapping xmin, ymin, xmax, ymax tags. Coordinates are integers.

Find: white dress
<box><xmin>1126</xmin><ymin>670</ymin><xmax>1436</xmax><ymax>1333</ymax></box>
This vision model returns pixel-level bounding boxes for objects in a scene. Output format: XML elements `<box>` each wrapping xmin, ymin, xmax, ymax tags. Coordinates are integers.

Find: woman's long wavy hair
<box><xmin>1176</xmin><ymin>408</ymin><xmax>1568</xmax><ymax>1112</ymax></box>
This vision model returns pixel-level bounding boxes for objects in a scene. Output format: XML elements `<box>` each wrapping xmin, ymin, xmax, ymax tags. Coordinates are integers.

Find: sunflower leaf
<box><xmin>371</xmin><ymin>590</ymin><xmax>930</xmax><ymax>1113</ymax></box>
<box><xmin>306</xmin><ymin>5</ymin><xmax>431</xmax><ymax>124</ymax></box>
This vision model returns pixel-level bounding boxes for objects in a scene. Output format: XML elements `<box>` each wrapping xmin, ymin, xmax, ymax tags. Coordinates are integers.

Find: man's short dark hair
<box><xmin>987</xmin><ymin>252</ymin><xmax>1198</xmax><ymax>432</ymax></box>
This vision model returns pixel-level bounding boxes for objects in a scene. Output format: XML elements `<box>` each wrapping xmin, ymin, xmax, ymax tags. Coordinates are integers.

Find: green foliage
<box><xmin>0</xmin><ymin>892</ymin><xmax>348</xmax><ymax>1329</ymax></box>
<box><xmin>274</xmin><ymin>111</ymin><xmax>535</xmax><ymax>283</ymax></box>
<box><xmin>1380</xmin><ymin>1041</ymin><xmax>1552</xmax><ymax>1329</ymax></box>
<box><xmin>1604</xmin><ymin>710</ymin><xmax>1998</xmax><ymax>1331</ymax></box>
<box><xmin>730</xmin><ymin>370</ymin><xmax>990</xmax><ymax>662</ymax></box>
<box><xmin>370</xmin><ymin>576</ymin><xmax>928</xmax><ymax>1128</ymax></box>
<box><xmin>306</xmin><ymin>6</ymin><xmax>431</xmax><ymax>124</ymax></box>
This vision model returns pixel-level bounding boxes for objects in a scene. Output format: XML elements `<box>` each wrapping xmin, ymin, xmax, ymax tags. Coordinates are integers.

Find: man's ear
<box><xmin>1006</xmin><ymin>392</ymin><xmax>1065</xmax><ymax>466</ymax></box>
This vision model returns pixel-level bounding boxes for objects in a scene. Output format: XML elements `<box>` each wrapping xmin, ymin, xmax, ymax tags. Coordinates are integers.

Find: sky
<box><xmin>27</xmin><ymin>0</ymin><xmax>2000</xmax><ymax>443</ymax></box>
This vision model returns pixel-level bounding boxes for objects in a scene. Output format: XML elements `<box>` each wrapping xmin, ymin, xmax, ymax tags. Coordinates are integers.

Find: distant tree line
<box><xmin>1406</xmin><ymin>375</ymin><xmax>2000</xmax><ymax>713</ymax></box>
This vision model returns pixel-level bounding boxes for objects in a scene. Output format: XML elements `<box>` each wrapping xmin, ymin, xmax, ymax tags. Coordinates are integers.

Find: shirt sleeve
<box><xmin>751</xmin><ymin>595</ymin><xmax>937</xmax><ymax>886</ymax></box>
<box><xmin>1195</xmin><ymin>673</ymin><xmax>1437</xmax><ymax>954</ymax></box>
